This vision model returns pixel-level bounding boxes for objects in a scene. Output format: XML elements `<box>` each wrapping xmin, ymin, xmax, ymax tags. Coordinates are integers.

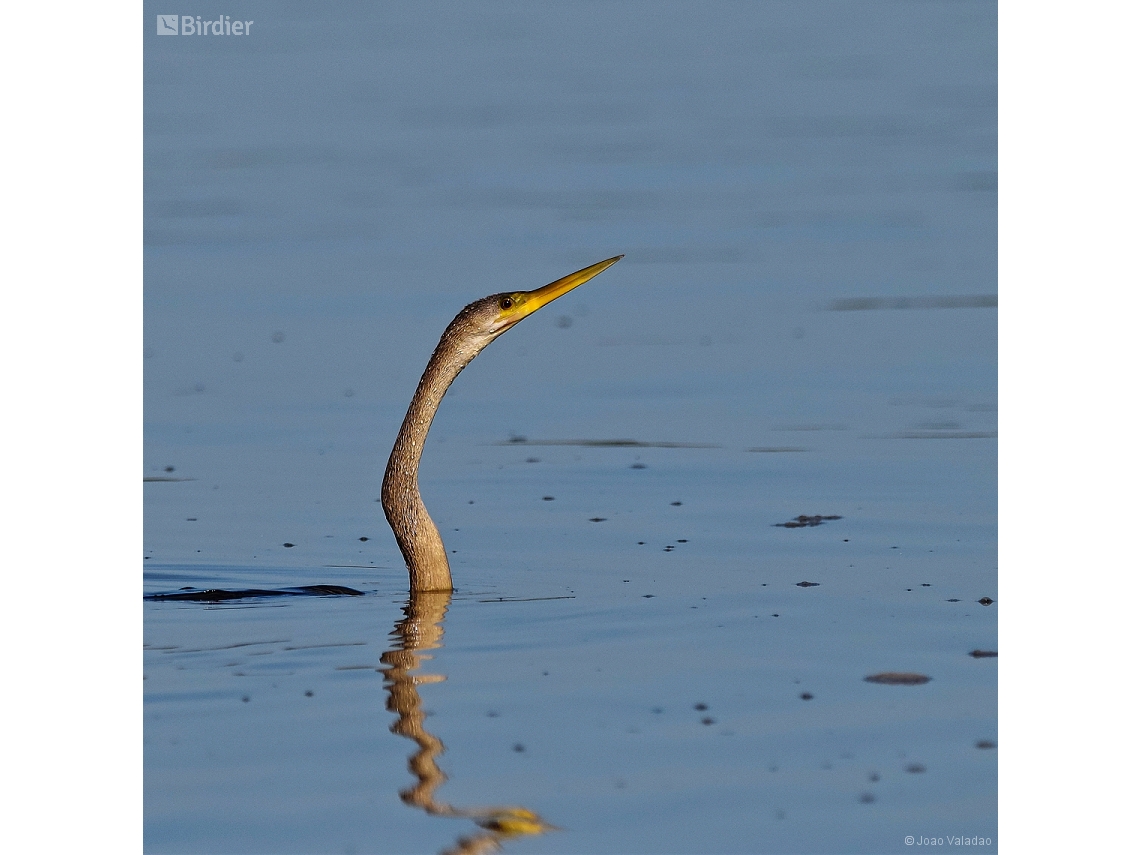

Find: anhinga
<box><xmin>381</xmin><ymin>256</ymin><xmax>623</xmax><ymax>592</ymax></box>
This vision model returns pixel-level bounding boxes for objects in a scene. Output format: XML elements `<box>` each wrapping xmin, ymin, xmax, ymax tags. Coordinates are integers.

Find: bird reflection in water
<box><xmin>380</xmin><ymin>591</ymin><xmax>557</xmax><ymax>854</ymax></box>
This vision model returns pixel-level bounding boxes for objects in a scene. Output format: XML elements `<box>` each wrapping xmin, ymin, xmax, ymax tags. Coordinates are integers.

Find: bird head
<box><xmin>454</xmin><ymin>256</ymin><xmax>623</xmax><ymax>344</ymax></box>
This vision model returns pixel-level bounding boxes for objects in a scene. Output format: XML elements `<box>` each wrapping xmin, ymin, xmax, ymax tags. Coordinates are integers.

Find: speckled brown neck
<box><xmin>381</xmin><ymin>317</ymin><xmax>486</xmax><ymax>592</ymax></box>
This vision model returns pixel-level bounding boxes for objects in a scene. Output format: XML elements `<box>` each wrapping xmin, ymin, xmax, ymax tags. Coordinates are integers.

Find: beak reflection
<box><xmin>380</xmin><ymin>591</ymin><xmax>558</xmax><ymax>854</ymax></box>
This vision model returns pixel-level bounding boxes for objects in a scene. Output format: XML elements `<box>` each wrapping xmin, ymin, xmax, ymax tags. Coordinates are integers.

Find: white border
<box><xmin>6</xmin><ymin>2</ymin><xmax>141</xmax><ymax>851</ymax></box>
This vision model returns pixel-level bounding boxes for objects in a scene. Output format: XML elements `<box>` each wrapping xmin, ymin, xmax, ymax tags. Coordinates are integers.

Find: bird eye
<box><xmin>500</xmin><ymin>297</ymin><xmax>513</xmax><ymax>309</ymax></box>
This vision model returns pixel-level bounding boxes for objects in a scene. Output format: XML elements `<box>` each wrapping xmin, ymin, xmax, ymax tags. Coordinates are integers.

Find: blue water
<box><xmin>145</xmin><ymin>2</ymin><xmax>996</xmax><ymax>852</ymax></box>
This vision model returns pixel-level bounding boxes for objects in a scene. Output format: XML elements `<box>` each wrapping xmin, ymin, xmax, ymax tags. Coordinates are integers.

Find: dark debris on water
<box><xmin>145</xmin><ymin>585</ymin><xmax>365</xmax><ymax>602</ymax></box>
<box><xmin>775</xmin><ymin>515</ymin><xmax>843</xmax><ymax>528</ymax></box>
<box><xmin>864</xmin><ymin>672</ymin><xmax>932</xmax><ymax>685</ymax></box>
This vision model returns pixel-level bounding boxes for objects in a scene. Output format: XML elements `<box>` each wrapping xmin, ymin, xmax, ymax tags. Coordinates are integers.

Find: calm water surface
<box><xmin>145</xmin><ymin>2</ymin><xmax>996</xmax><ymax>852</ymax></box>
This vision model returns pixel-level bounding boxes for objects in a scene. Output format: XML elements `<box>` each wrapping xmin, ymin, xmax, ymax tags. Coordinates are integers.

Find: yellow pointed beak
<box><xmin>520</xmin><ymin>255</ymin><xmax>623</xmax><ymax>316</ymax></box>
<box><xmin>474</xmin><ymin>807</ymin><xmax>560</xmax><ymax>836</ymax></box>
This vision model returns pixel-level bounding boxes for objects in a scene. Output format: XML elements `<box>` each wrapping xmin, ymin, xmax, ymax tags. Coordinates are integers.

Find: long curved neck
<box><xmin>382</xmin><ymin>325</ymin><xmax>483</xmax><ymax>592</ymax></box>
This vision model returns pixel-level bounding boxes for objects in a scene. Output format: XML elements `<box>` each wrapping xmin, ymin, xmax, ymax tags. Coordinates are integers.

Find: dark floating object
<box><xmin>776</xmin><ymin>515</ymin><xmax>843</xmax><ymax>528</ymax></box>
<box><xmin>796</xmin><ymin>581</ymin><xmax>820</xmax><ymax>588</ymax></box>
<box><xmin>969</xmin><ymin>650</ymin><xmax>998</xmax><ymax>658</ymax></box>
<box><xmin>905</xmin><ymin>763</ymin><xmax>927</xmax><ymax>774</ymax></box>
<box><xmin>498</xmin><ymin>438</ymin><xmax>718</xmax><ymax>448</ymax></box>
<box><xmin>976</xmin><ymin>740</ymin><xmax>996</xmax><ymax>750</ymax></box>
<box><xmin>858</xmin><ymin>792</ymin><xmax>875</xmax><ymax>804</ymax></box>
<box><xmin>477</xmin><ymin>595</ymin><xmax>575</xmax><ymax>603</ymax></box>
<box><xmin>145</xmin><ymin>584</ymin><xmax>365</xmax><ymax>602</ymax></box>
<box><xmin>542</xmin><ymin>496</ymin><xmax>555</xmax><ymax>501</ymax></box>
<box><xmin>701</xmin><ymin>717</ymin><xmax>715</xmax><ymax>726</ymax></box>
<box><xmin>283</xmin><ymin>543</ymin><xmax>295</xmax><ymax>548</ymax></box>
<box><xmin>864</xmin><ymin>672</ymin><xmax>932</xmax><ymax>685</ymax></box>
<box><xmin>893</xmin><ymin>430</ymin><xmax>997</xmax><ymax>440</ymax></box>
<box><xmin>978</xmin><ymin>597</ymin><xmax>994</xmax><ymax>605</ymax></box>
<box><xmin>947</xmin><ymin>598</ymin><xmax>961</xmax><ymax>602</ymax></box>
<box><xmin>630</xmin><ymin>463</ymin><xmax>647</xmax><ymax>469</ymax></box>
<box><xmin>800</xmin><ymin>693</ymin><xmax>814</xmax><ymax>701</ymax></box>
<box><xmin>829</xmin><ymin>295</ymin><xmax>997</xmax><ymax>312</ymax></box>
<box><xmin>359</xmin><ymin>536</ymin><xmax>369</xmax><ymax>542</ymax></box>
<box><xmin>512</xmin><ymin>743</ymin><xmax>526</xmax><ymax>753</ymax></box>
<box><xmin>694</xmin><ymin>703</ymin><xmax>708</xmax><ymax>711</ymax></box>
<box><xmin>670</xmin><ymin>501</ymin><xmax>683</xmax><ymax>506</ymax></box>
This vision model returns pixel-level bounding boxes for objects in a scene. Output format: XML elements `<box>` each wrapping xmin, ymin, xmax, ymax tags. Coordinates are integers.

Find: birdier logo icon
<box><xmin>156</xmin><ymin>15</ymin><xmax>254</xmax><ymax>36</ymax></box>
